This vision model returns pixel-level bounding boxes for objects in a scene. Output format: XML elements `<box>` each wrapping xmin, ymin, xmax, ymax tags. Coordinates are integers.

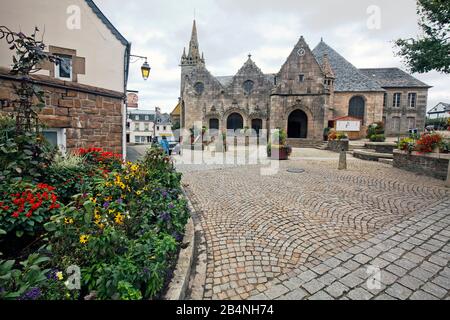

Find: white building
<box><xmin>127</xmin><ymin>110</ymin><xmax>156</xmax><ymax>144</ymax></box>
<box><xmin>0</xmin><ymin>0</ymin><xmax>130</xmax><ymax>156</ymax></box>
<box><xmin>155</xmin><ymin>112</ymin><xmax>173</xmax><ymax>138</ymax></box>
<box><xmin>427</xmin><ymin>102</ymin><xmax>450</xmax><ymax>120</ymax></box>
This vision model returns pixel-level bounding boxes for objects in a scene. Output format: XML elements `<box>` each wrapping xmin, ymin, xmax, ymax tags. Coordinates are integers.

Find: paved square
<box><xmin>178</xmin><ymin>149</ymin><xmax>450</xmax><ymax>300</ymax></box>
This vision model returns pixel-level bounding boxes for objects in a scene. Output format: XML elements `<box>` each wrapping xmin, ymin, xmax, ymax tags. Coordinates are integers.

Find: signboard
<box><xmin>336</xmin><ymin>120</ymin><xmax>361</xmax><ymax>132</ymax></box>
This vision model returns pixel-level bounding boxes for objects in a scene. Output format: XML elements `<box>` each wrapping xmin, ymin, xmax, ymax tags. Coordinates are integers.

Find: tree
<box><xmin>395</xmin><ymin>0</ymin><xmax>450</xmax><ymax>74</ymax></box>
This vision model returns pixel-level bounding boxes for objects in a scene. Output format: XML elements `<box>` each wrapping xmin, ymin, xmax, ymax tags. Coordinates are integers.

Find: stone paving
<box><xmin>177</xmin><ymin>148</ymin><xmax>450</xmax><ymax>300</ymax></box>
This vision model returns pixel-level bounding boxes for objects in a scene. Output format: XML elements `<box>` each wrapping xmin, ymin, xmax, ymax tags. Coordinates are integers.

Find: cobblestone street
<box><xmin>177</xmin><ymin>149</ymin><xmax>450</xmax><ymax>300</ymax></box>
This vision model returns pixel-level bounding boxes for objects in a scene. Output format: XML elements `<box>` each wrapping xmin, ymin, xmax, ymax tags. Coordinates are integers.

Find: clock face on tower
<box><xmin>297</xmin><ymin>47</ymin><xmax>306</xmax><ymax>57</ymax></box>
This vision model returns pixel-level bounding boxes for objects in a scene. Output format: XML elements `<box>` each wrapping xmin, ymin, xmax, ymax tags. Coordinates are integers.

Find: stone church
<box><xmin>179</xmin><ymin>20</ymin><xmax>430</xmax><ymax>140</ymax></box>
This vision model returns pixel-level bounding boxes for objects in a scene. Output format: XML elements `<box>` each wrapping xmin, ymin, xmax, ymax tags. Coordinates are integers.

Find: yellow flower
<box><xmin>64</xmin><ymin>217</ymin><xmax>74</xmax><ymax>224</ymax></box>
<box><xmin>79</xmin><ymin>235</ymin><xmax>89</xmax><ymax>244</ymax></box>
<box><xmin>105</xmin><ymin>182</ymin><xmax>112</xmax><ymax>187</ymax></box>
<box><xmin>108</xmin><ymin>209</ymin><xmax>116</xmax><ymax>214</ymax></box>
<box><xmin>136</xmin><ymin>190</ymin><xmax>142</xmax><ymax>196</ymax></box>
<box><xmin>120</xmin><ymin>183</ymin><xmax>126</xmax><ymax>190</ymax></box>
<box><xmin>56</xmin><ymin>271</ymin><xmax>64</xmax><ymax>281</ymax></box>
<box><xmin>114</xmin><ymin>213</ymin><xmax>124</xmax><ymax>225</ymax></box>
<box><xmin>131</xmin><ymin>164</ymin><xmax>139</xmax><ymax>172</ymax></box>
<box><xmin>89</xmin><ymin>197</ymin><xmax>97</xmax><ymax>204</ymax></box>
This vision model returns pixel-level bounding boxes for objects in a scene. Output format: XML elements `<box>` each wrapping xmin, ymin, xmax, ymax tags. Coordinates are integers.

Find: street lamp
<box><xmin>130</xmin><ymin>55</ymin><xmax>151</xmax><ymax>80</ymax></box>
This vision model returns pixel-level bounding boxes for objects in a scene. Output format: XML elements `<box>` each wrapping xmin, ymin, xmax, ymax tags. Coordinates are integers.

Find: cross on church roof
<box><xmin>248</xmin><ymin>53</ymin><xmax>252</xmax><ymax>59</ymax></box>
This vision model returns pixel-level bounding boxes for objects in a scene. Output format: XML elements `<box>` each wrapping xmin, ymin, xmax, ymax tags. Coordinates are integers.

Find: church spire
<box><xmin>181</xmin><ymin>20</ymin><xmax>204</xmax><ymax>66</ymax></box>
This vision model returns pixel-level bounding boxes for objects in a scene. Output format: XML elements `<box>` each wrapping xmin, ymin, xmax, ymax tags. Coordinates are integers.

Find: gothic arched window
<box><xmin>243</xmin><ymin>80</ymin><xmax>254</xmax><ymax>94</ymax></box>
<box><xmin>194</xmin><ymin>82</ymin><xmax>204</xmax><ymax>95</ymax></box>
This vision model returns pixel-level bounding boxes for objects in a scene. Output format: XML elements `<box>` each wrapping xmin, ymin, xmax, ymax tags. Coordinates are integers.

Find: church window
<box><xmin>299</xmin><ymin>74</ymin><xmax>305</xmax><ymax>82</ymax></box>
<box><xmin>243</xmin><ymin>80</ymin><xmax>254</xmax><ymax>94</ymax></box>
<box><xmin>274</xmin><ymin>76</ymin><xmax>277</xmax><ymax>85</ymax></box>
<box><xmin>194</xmin><ymin>82</ymin><xmax>204</xmax><ymax>95</ymax></box>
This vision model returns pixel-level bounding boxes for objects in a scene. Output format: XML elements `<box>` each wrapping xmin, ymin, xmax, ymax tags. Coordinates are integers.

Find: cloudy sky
<box><xmin>95</xmin><ymin>0</ymin><xmax>449</xmax><ymax>113</ymax></box>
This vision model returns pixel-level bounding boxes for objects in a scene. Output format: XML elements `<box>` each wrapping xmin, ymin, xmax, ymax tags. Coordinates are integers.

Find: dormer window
<box><xmin>243</xmin><ymin>80</ymin><xmax>254</xmax><ymax>94</ymax></box>
<box><xmin>55</xmin><ymin>54</ymin><xmax>72</xmax><ymax>80</ymax></box>
<box><xmin>299</xmin><ymin>74</ymin><xmax>305</xmax><ymax>82</ymax></box>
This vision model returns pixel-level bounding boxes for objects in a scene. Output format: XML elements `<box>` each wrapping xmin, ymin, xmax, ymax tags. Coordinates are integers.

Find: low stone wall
<box><xmin>0</xmin><ymin>70</ymin><xmax>124</xmax><ymax>154</ymax></box>
<box><xmin>327</xmin><ymin>139</ymin><xmax>349</xmax><ymax>152</ymax></box>
<box><xmin>365</xmin><ymin>142</ymin><xmax>397</xmax><ymax>154</ymax></box>
<box><xmin>393</xmin><ymin>150</ymin><xmax>450</xmax><ymax>180</ymax></box>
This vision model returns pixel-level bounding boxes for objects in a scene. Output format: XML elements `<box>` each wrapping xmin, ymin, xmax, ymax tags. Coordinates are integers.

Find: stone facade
<box><xmin>0</xmin><ymin>69</ymin><xmax>124</xmax><ymax>154</ymax></box>
<box><xmin>179</xmin><ymin>21</ymin><xmax>430</xmax><ymax>140</ymax></box>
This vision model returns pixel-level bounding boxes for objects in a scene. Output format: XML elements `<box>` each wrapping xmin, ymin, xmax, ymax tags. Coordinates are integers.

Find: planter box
<box><xmin>393</xmin><ymin>150</ymin><xmax>450</xmax><ymax>180</ymax></box>
<box><xmin>327</xmin><ymin>139</ymin><xmax>349</xmax><ymax>152</ymax></box>
<box><xmin>365</xmin><ymin>142</ymin><xmax>396</xmax><ymax>154</ymax></box>
<box><xmin>270</xmin><ymin>146</ymin><xmax>290</xmax><ymax>160</ymax></box>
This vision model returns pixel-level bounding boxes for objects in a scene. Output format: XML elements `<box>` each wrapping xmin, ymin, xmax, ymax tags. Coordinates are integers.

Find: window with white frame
<box><xmin>55</xmin><ymin>55</ymin><xmax>72</xmax><ymax>80</ymax></box>
<box><xmin>42</xmin><ymin>128</ymin><xmax>66</xmax><ymax>153</ymax></box>
<box><xmin>145</xmin><ymin>115</ymin><xmax>149</xmax><ymax>121</ymax></box>
<box><xmin>393</xmin><ymin>93</ymin><xmax>401</xmax><ymax>108</ymax></box>
<box><xmin>134</xmin><ymin>123</ymin><xmax>141</xmax><ymax>131</ymax></box>
<box><xmin>144</xmin><ymin>123</ymin><xmax>149</xmax><ymax>131</ymax></box>
<box><xmin>408</xmin><ymin>93</ymin><xmax>417</xmax><ymax>108</ymax></box>
<box><xmin>135</xmin><ymin>115</ymin><xmax>139</xmax><ymax>121</ymax></box>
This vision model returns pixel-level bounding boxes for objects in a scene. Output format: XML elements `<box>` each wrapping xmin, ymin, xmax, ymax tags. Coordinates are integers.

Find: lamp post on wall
<box><xmin>124</xmin><ymin>54</ymin><xmax>151</xmax><ymax>158</ymax></box>
<box><xmin>130</xmin><ymin>55</ymin><xmax>151</xmax><ymax>80</ymax></box>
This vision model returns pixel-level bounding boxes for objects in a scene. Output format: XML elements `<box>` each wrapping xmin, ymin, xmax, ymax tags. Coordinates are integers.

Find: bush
<box><xmin>0</xmin><ymin>182</ymin><xmax>61</xmax><ymax>238</ymax></box>
<box><xmin>45</xmin><ymin>153</ymin><xmax>101</xmax><ymax>203</ymax></box>
<box><xmin>369</xmin><ymin>134</ymin><xmax>386</xmax><ymax>142</ymax></box>
<box><xmin>416</xmin><ymin>133</ymin><xmax>443</xmax><ymax>153</ymax></box>
<box><xmin>43</xmin><ymin>148</ymin><xmax>190</xmax><ymax>299</ymax></box>
<box><xmin>0</xmin><ymin>116</ymin><xmax>55</xmax><ymax>183</ymax></box>
<box><xmin>77</xmin><ymin>147</ymin><xmax>123</xmax><ymax>173</ymax></box>
<box><xmin>399</xmin><ymin>138</ymin><xmax>415</xmax><ymax>152</ymax></box>
<box><xmin>328</xmin><ymin>129</ymin><xmax>348</xmax><ymax>141</ymax></box>
<box><xmin>367</xmin><ymin>122</ymin><xmax>385</xmax><ymax>138</ymax></box>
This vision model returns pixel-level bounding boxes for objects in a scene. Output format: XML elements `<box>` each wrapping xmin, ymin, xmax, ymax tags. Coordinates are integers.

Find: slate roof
<box><xmin>156</xmin><ymin>113</ymin><xmax>172</xmax><ymax>125</ymax></box>
<box><xmin>359</xmin><ymin>68</ymin><xmax>431</xmax><ymax>88</ymax></box>
<box><xmin>312</xmin><ymin>41</ymin><xmax>384</xmax><ymax>92</ymax></box>
<box><xmin>216</xmin><ymin>74</ymin><xmax>275</xmax><ymax>87</ymax></box>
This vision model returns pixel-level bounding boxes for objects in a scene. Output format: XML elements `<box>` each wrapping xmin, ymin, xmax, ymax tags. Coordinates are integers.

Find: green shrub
<box><xmin>369</xmin><ymin>134</ymin><xmax>386</xmax><ymax>142</ymax></box>
<box><xmin>0</xmin><ymin>115</ymin><xmax>55</xmax><ymax>183</ymax></box>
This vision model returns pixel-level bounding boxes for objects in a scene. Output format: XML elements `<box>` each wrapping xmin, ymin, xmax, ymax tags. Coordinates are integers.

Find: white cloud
<box><xmin>94</xmin><ymin>0</ymin><xmax>449</xmax><ymax>114</ymax></box>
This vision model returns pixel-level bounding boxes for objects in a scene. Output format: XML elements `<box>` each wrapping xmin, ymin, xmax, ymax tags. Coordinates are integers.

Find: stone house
<box><xmin>0</xmin><ymin>0</ymin><xmax>131</xmax><ymax>155</ymax></box>
<box><xmin>179</xmin><ymin>20</ymin><xmax>430</xmax><ymax>140</ymax></box>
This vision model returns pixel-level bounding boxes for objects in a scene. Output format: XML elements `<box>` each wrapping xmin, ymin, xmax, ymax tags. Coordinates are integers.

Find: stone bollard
<box><xmin>338</xmin><ymin>148</ymin><xmax>347</xmax><ymax>170</ymax></box>
<box><xmin>446</xmin><ymin>160</ymin><xmax>450</xmax><ymax>188</ymax></box>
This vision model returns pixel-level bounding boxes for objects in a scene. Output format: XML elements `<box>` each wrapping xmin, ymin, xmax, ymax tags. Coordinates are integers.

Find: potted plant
<box><xmin>268</xmin><ymin>129</ymin><xmax>292</xmax><ymax>160</ymax></box>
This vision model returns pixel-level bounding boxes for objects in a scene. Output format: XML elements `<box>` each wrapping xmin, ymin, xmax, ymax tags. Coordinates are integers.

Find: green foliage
<box><xmin>0</xmin><ymin>115</ymin><xmax>55</xmax><ymax>183</ymax></box>
<box><xmin>0</xmin><ymin>181</ymin><xmax>60</xmax><ymax>238</ymax></box>
<box><xmin>399</xmin><ymin>137</ymin><xmax>416</xmax><ymax>153</ymax></box>
<box><xmin>395</xmin><ymin>0</ymin><xmax>450</xmax><ymax>74</ymax></box>
<box><xmin>369</xmin><ymin>134</ymin><xmax>386</xmax><ymax>142</ymax></box>
<box><xmin>0</xmin><ymin>250</ymin><xmax>76</xmax><ymax>300</ymax></box>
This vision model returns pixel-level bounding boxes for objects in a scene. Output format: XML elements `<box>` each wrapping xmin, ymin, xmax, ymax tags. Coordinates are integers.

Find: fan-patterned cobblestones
<box><xmin>178</xmin><ymin>153</ymin><xmax>449</xmax><ymax>300</ymax></box>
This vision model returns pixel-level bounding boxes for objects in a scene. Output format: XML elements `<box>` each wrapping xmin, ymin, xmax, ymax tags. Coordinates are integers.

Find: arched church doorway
<box><xmin>348</xmin><ymin>96</ymin><xmax>365</xmax><ymax>120</ymax></box>
<box><xmin>227</xmin><ymin>113</ymin><xmax>244</xmax><ymax>131</ymax></box>
<box><xmin>288</xmin><ymin>109</ymin><xmax>308</xmax><ymax>138</ymax></box>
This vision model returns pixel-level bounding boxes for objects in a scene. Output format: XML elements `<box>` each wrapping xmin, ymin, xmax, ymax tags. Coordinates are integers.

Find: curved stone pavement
<box><xmin>178</xmin><ymin>151</ymin><xmax>449</xmax><ymax>300</ymax></box>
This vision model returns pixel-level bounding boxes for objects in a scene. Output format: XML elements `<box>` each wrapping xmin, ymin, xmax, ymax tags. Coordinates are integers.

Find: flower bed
<box><xmin>0</xmin><ymin>119</ymin><xmax>190</xmax><ymax>300</ymax></box>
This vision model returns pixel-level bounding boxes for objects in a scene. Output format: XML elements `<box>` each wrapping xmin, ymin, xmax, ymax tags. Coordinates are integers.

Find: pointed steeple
<box><xmin>188</xmin><ymin>20</ymin><xmax>200</xmax><ymax>59</ymax></box>
<box><xmin>181</xmin><ymin>20</ymin><xmax>205</xmax><ymax>66</ymax></box>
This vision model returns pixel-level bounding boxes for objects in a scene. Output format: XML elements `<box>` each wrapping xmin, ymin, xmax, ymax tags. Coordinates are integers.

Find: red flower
<box><xmin>11</xmin><ymin>212</ymin><xmax>19</xmax><ymax>218</ymax></box>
